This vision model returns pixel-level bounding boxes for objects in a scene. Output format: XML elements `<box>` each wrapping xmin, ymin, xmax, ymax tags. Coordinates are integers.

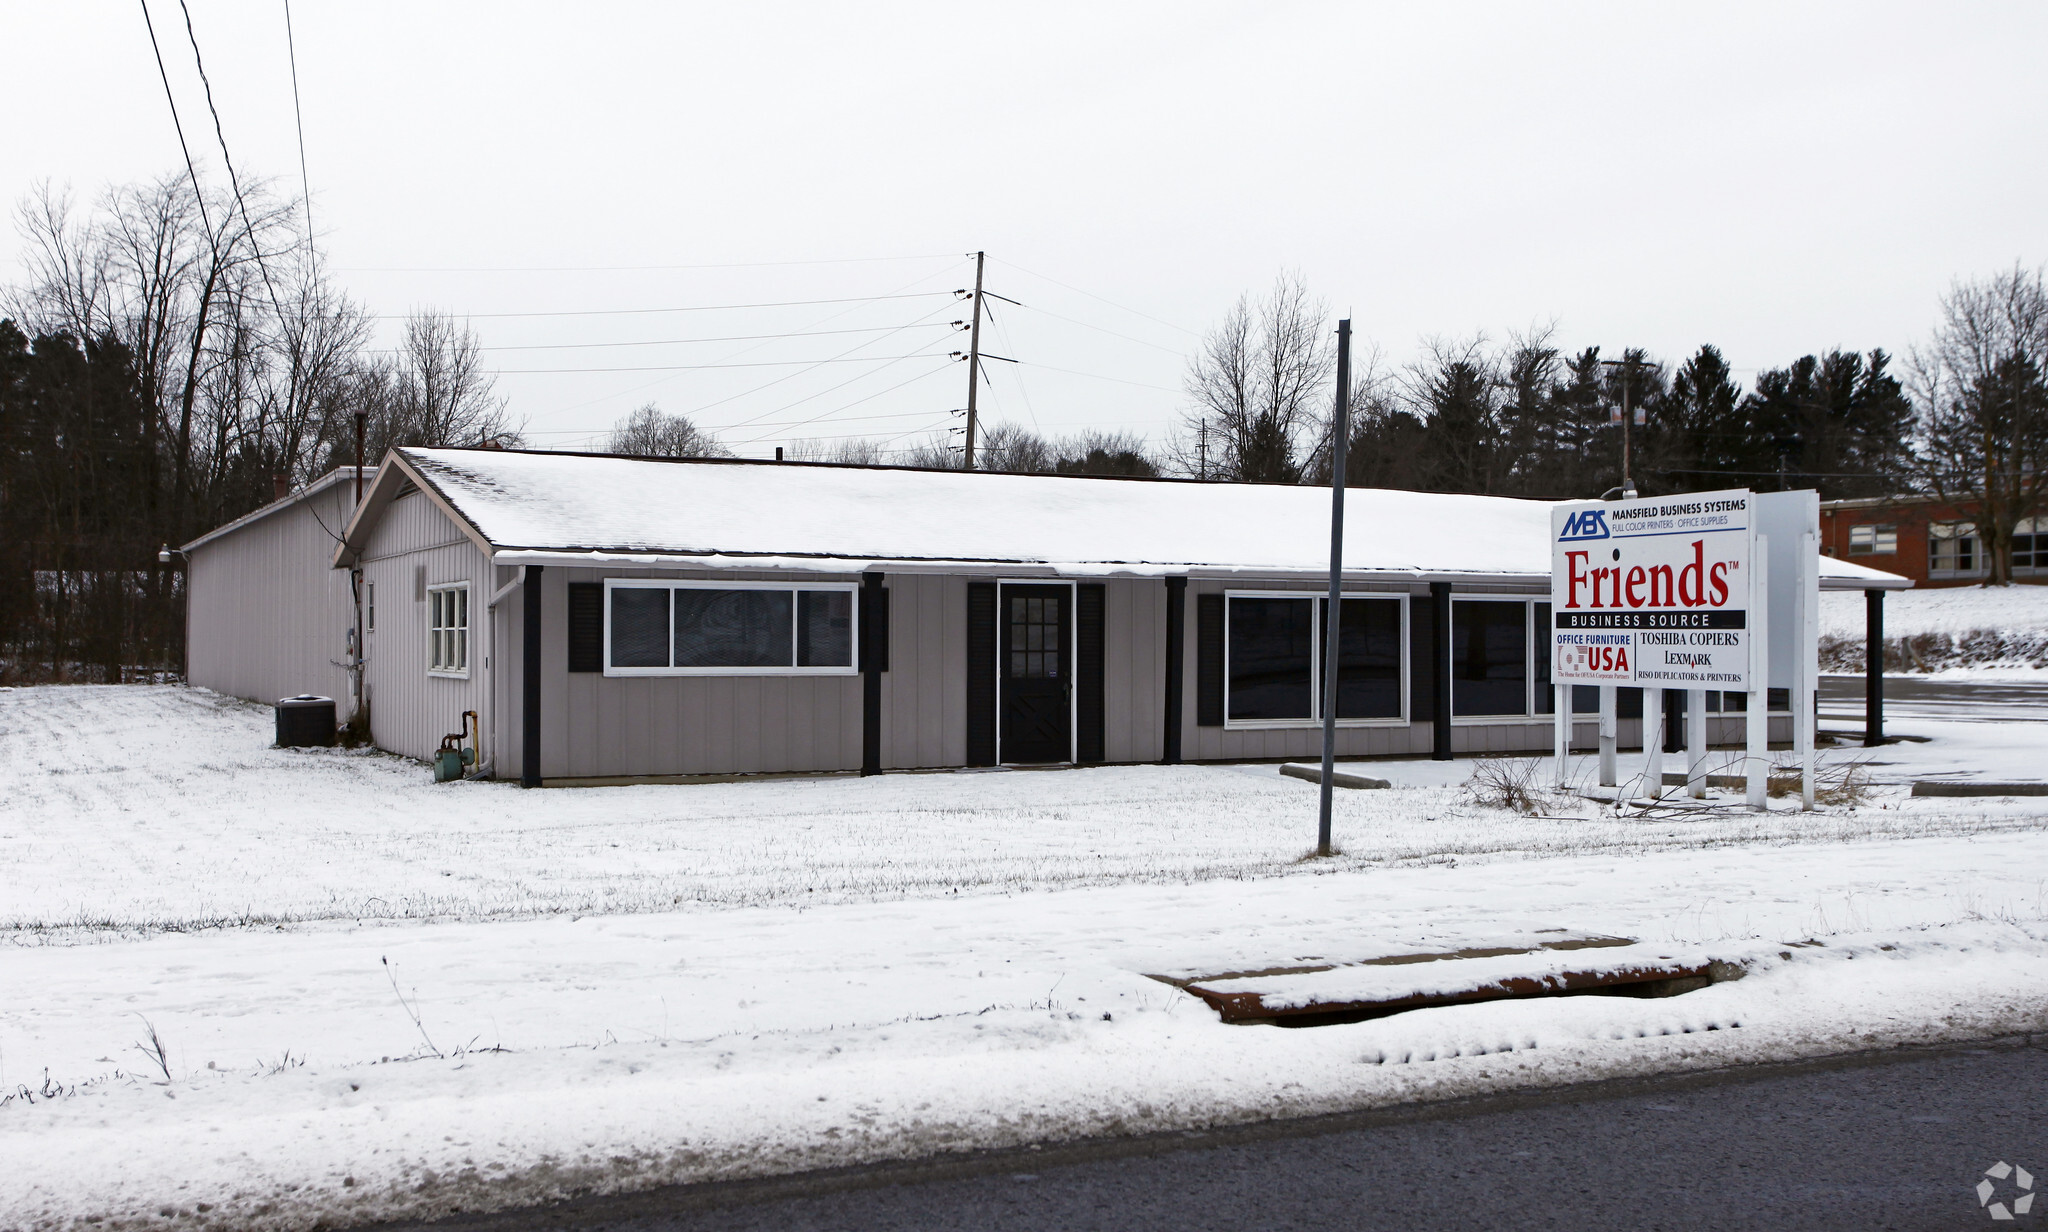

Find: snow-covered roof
<box><xmin>183</xmin><ymin>467</ymin><xmax>371</xmax><ymax>553</ymax></box>
<box><xmin>346</xmin><ymin>447</ymin><xmax>1911</xmax><ymax>588</ymax></box>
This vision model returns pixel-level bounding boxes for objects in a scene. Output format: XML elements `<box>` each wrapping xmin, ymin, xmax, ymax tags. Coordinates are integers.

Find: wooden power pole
<box><xmin>961</xmin><ymin>250</ymin><xmax>986</xmax><ymax>470</ymax></box>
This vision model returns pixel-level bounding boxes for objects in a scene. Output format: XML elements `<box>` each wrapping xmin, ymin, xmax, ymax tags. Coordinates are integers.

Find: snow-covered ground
<box><xmin>1819</xmin><ymin>583</ymin><xmax>2048</xmax><ymax>640</ymax></box>
<box><xmin>3</xmin><ymin>685</ymin><xmax>2047</xmax><ymax>1231</ymax></box>
<box><xmin>1820</xmin><ymin>583</ymin><xmax>2048</xmax><ymax>677</ymax></box>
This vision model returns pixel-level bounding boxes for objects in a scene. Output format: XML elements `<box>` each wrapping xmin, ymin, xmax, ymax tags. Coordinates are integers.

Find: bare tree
<box><xmin>1178</xmin><ymin>274</ymin><xmax>1332</xmax><ymax>483</ymax></box>
<box><xmin>607</xmin><ymin>402</ymin><xmax>732</xmax><ymax>458</ymax></box>
<box><xmin>1910</xmin><ymin>264</ymin><xmax>2048</xmax><ymax>584</ymax></box>
<box><xmin>389</xmin><ymin>310</ymin><xmax>517</xmax><ymax>449</ymax></box>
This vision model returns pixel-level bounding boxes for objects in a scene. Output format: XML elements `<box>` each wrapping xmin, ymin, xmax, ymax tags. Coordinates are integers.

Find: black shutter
<box><xmin>567</xmin><ymin>582</ymin><xmax>603</xmax><ymax>672</ymax></box>
<box><xmin>966</xmin><ymin>581</ymin><xmax>997</xmax><ymax>766</ymax></box>
<box><xmin>1076</xmin><ymin>583</ymin><xmax>1106</xmax><ymax>763</ymax></box>
<box><xmin>1408</xmin><ymin>592</ymin><xmax>1433</xmax><ymax>722</ymax></box>
<box><xmin>1195</xmin><ymin>592</ymin><xmax>1224</xmax><ymax>727</ymax></box>
<box><xmin>859</xmin><ymin>578</ymin><xmax>889</xmax><ymax>672</ymax></box>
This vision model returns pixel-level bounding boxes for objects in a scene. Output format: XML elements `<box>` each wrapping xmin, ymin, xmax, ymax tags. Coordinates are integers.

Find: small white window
<box><xmin>428</xmin><ymin>583</ymin><xmax>469</xmax><ymax>676</ymax></box>
<box><xmin>1848</xmin><ymin>524</ymin><xmax>1896</xmax><ymax>556</ymax></box>
<box><xmin>366</xmin><ymin>581</ymin><xmax>376</xmax><ymax>632</ymax></box>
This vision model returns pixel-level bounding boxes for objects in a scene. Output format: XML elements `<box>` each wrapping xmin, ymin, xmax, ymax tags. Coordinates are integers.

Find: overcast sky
<box><xmin>4</xmin><ymin>1</ymin><xmax>2044</xmax><ymax>459</ymax></box>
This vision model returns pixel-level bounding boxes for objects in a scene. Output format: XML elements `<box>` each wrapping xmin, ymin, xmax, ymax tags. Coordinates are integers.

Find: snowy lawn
<box><xmin>4</xmin><ymin>684</ymin><xmax>2048</xmax><ymax>1231</ymax></box>
<box><xmin>5</xmin><ymin>685</ymin><xmax>2045</xmax><ymax>940</ymax></box>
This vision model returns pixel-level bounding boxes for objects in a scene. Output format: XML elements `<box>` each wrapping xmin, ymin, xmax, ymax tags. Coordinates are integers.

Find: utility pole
<box><xmin>353</xmin><ymin>410</ymin><xmax>366</xmax><ymax>507</ymax></box>
<box><xmin>1600</xmin><ymin>354</ymin><xmax>1647</xmax><ymax>499</ymax></box>
<box><xmin>961</xmin><ymin>250</ymin><xmax>986</xmax><ymax>470</ymax></box>
<box><xmin>1316</xmin><ymin>318</ymin><xmax>1353</xmax><ymax>859</ymax></box>
<box><xmin>1198</xmin><ymin>419</ymin><xmax>1209</xmax><ymax>480</ymax></box>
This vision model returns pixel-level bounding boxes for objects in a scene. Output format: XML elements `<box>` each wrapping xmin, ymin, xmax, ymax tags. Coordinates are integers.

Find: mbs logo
<box><xmin>1558</xmin><ymin>509</ymin><xmax>1610</xmax><ymax>541</ymax></box>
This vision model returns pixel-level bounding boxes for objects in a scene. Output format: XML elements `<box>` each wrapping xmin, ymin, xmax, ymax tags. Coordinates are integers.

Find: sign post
<box><xmin>1551</xmin><ymin>490</ymin><xmax>1756</xmax><ymax>802</ymax></box>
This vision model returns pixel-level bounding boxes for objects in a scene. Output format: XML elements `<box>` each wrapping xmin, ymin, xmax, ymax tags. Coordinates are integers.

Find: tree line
<box><xmin>4</xmin><ymin>170</ymin><xmax>2042</xmax><ymax>681</ymax></box>
<box><xmin>0</xmin><ymin>173</ymin><xmax>516</xmax><ymax>681</ymax></box>
<box><xmin>1168</xmin><ymin>271</ymin><xmax>2047</xmax><ymax>583</ymax></box>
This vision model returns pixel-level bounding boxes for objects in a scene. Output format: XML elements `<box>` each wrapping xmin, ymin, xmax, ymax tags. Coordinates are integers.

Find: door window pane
<box><xmin>1324</xmin><ymin>597</ymin><xmax>1401</xmax><ymax>719</ymax></box>
<box><xmin>674</xmin><ymin>589</ymin><xmax>793</xmax><ymax>668</ymax></box>
<box><xmin>1008</xmin><ymin>594</ymin><xmax>1061</xmax><ymax>678</ymax></box>
<box><xmin>797</xmin><ymin>590</ymin><xmax>853</xmax><ymax>667</ymax></box>
<box><xmin>1228</xmin><ymin>596</ymin><xmax>1314</xmax><ymax>720</ymax></box>
<box><xmin>610</xmin><ymin>588</ymin><xmax>671</xmax><ymax>667</ymax></box>
<box><xmin>1452</xmin><ymin>600</ymin><xmax>1527</xmax><ymax>716</ymax></box>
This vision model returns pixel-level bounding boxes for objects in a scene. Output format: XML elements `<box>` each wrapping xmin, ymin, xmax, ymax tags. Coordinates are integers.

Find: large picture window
<box><xmin>1224</xmin><ymin>591</ymin><xmax>1406</xmax><ymax>726</ymax></box>
<box><xmin>427</xmin><ymin>583</ymin><xmax>469</xmax><ymax>676</ymax></box>
<box><xmin>604</xmin><ymin>580</ymin><xmax>856</xmax><ymax>676</ymax></box>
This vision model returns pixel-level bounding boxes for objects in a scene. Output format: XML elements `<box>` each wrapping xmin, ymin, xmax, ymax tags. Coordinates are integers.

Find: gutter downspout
<box><xmin>522</xmin><ymin>564</ymin><xmax>545</xmax><ymax>788</ymax></box>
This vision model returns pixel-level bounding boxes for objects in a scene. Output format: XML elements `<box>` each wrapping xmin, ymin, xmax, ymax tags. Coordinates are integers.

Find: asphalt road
<box><xmin>393</xmin><ymin>1037</ymin><xmax>2048</xmax><ymax>1232</ymax></box>
<box><xmin>1819</xmin><ymin>673</ymin><xmax>2048</xmax><ymax>723</ymax></box>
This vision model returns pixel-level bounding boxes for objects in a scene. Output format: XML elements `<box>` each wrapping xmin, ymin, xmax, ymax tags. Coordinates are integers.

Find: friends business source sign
<box><xmin>1550</xmin><ymin>490</ymin><xmax>1752</xmax><ymax>689</ymax></box>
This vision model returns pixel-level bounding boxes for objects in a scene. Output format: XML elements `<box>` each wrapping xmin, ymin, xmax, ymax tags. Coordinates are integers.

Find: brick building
<box><xmin>1820</xmin><ymin>496</ymin><xmax>2045</xmax><ymax>587</ymax></box>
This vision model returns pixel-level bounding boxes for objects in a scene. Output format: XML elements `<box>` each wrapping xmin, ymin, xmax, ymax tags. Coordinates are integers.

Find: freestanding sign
<box><xmin>1548</xmin><ymin>487</ymin><xmax>1818</xmax><ymax>811</ymax></box>
<box><xmin>1550</xmin><ymin>490</ymin><xmax>1752</xmax><ymax>690</ymax></box>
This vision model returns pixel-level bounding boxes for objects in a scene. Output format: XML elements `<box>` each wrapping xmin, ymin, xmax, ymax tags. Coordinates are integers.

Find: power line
<box><xmin>335</xmin><ymin>253</ymin><xmax>960</xmax><ymax>274</ymax></box>
<box><xmin>177</xmin><ymin>0</ymin><xmax>292</xmax><ymax>324</ymax></box>
<box><xmin>369</xmin><ymin>290</ymin><xmax>955</xmax><ymax>321</ymax></box>
<box><xmin>993</xmin><ymin>257</ymin><xmax>1199</xmax><ymax>337</ymax></box>
<box><xmin>283</xmin><ymin>0</ymin><xmax>312</xmax><ymax>265</ymax></box>
<box><xmin>1013</xmin><ymin>300</ymin><xmax>1187</xmax><ymax>356</ymax></box>
<box><xmin>728</xmin><ymin>361</ymin><xmax>957</xmax><ymax>446</ymax></box>
<box><xmin>689</xmin><ymin>299</ymin><xmax>969</xmax><ymax>433</ymax></box>
<box><xmin>136</xmin><ymin>0</ymin><xmax>214</xmax><ymax>237</ymax></box>
<box><xmin>417</xmin><ymin>323</ymin><xmax>958</xmax><ymax>354</ymax></box>
<box><xmin>522</xmin><ymin>262</ymin><xmax>969</xmax><ymax>423</ymax></box>
<box><xmin>488</xmin><ymin>351</ymin><xmax>953</xmax><ymax>376</ymax></box>
<box><xmin>1019</xmin><ymin>361</ymin><xmax>1179</xmax><ymax>393</ymax></box>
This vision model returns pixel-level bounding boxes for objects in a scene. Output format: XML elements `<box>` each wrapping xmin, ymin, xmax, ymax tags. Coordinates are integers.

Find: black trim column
<box><xmin>1865</xmin><ymin>588</ymin><xmax>1885</xmax><ymax>747</ymax></box>
<box><xmin>520</xmin><ymin>565</ymin><xmax>543</xmax><ymax>788</ymax></box>
<box><xmin>1430</xmin><ymin>581</ymin><xmax>1453</xmax><ymax>761</ymax></box>
<box><xmin>861</xmin><ymin>571</ymin><xmax>884</xmax><ymax>776</ymax></box>
<box><xmin>1162</xmin><ymin>576</ymin><xmax>1186</xmax><ymax>763</ymax></box>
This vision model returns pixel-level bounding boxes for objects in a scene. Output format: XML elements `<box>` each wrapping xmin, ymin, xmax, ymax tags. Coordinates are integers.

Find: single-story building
<box><xmin>183</xmin><ymin>447</ymin><xmax>1911</xmax><ymax>783</ymax></box>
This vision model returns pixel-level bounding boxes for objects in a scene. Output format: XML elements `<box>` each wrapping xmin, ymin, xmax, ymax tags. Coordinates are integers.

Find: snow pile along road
<box><xmin>1820</xmin><ymin>584</ymin><xmax>2048</xmax><ymax>676</ymax></box>
<box><xmin>3</xmin><ymin>684</ymin><xmax>2047</xmax><ymax>1231</ymax></box>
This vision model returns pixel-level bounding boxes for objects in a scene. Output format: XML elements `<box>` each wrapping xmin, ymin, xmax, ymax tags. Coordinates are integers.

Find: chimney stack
<box><xmin>273</xmin><ymin>475</ymin><xmax>290</xmax><ymax>502</ymax></box>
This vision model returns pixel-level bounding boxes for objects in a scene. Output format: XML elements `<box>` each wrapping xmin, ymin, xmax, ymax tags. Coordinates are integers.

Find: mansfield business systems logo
<box><xmin>1557</xmin><ymin>509</ymin><xmax>1609</xmax><ymax>542</ymax></box>
<box><xmin>1980</xmin><ymin>1161</ymin><xmax>2035</xmax><ymax>1220</ymax></box>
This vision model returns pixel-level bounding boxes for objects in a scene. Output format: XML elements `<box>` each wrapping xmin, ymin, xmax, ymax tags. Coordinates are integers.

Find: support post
<box><xmin>861</xmin><ymin>571</ymin><xmax>883</xmax><ymax>777</ymax></box>
<box><xmin>1797</xmin><ymin>531</ymin><xmax>1817</xmax><ymax>810</ymax></box>
<box><xmin>1316</xmin><ymin>319</ymin><xmax>1352</xmax><ymax>857</ymax></box>
<box><xmin>1864</xmin><ymin>588</ymin><xmax>1885</xmax><ymax>747</ymax></box>
<box><xmin>1686</xmin><ymin>687</ymin><xmax>1707</xmax><ymax>798</ymax></box>
<box><xmin>1746</xmin><ymin>535</ymin><xmax>1770</xmax><ymax>809</ymax></box>
<box><xmin>1162</xmin><ymin>576</ymin><xmax>1186</xmax><ymax>764</ymax></box>
<box><xmin>1641</xmin><ymin>687</ymin><xmax>1665</xmax><ymax>800</ymax></box>
<box><xmin>1552</xmin><ymin>683</ymin><xmax>1570</xmax><ymax>788</ymax></box>
<box><xmin>520</xmin><ymin>564</ymin><xmax>543</xmax><ymax>789</ymax></box>
<box><xmin>1430</xmin><ymin>581</ymin><xmax>1453</xmax><ymax>761</ymax></box>
<box><xmin>1598</xmin><ymin>684</ymin><xmax>1617</xmax><ymax>786</ymax></box>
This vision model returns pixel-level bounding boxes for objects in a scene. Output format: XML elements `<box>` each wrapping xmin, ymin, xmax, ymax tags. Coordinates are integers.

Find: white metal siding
<box><xmin>357</xmin><ymin>491</ymin><xmax>491</xmax><ymax>763</ymax></box>
<box><xmin>185</xmin><ymin>485</ymin><xmax>357</xmax><ymax>707</ymax></box>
